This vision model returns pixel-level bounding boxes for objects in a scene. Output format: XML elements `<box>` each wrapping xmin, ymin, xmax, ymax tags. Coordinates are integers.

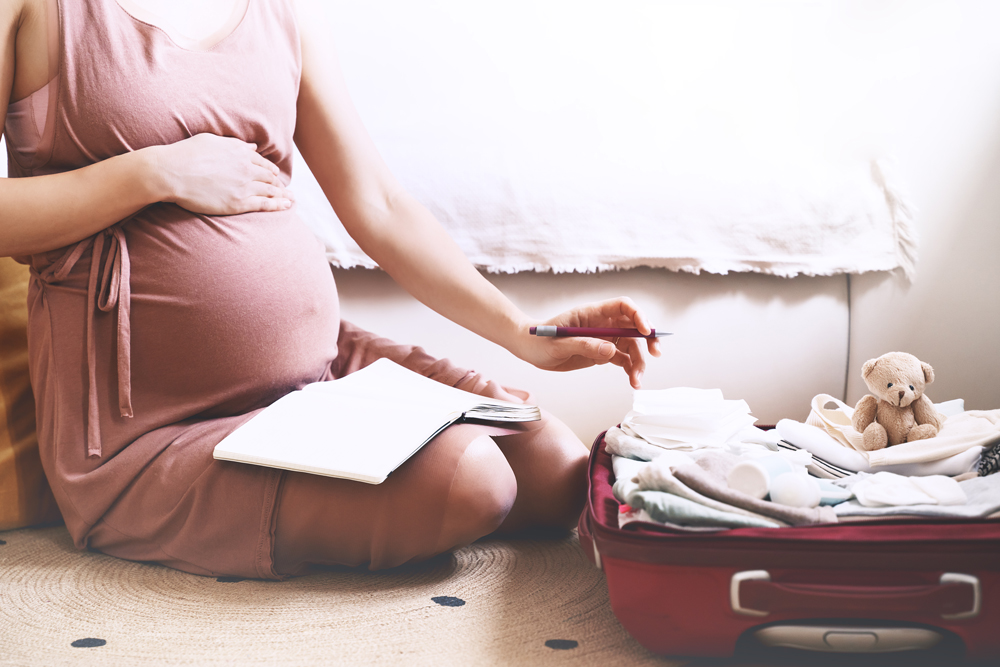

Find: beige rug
<box><xmin>1</xmin><ymin>526</ymin><xmax>696</xmax><ymax>667</ymax></box>
<box><xmin>2</xmin><ymin>527</ymin><xmax>973</xmax><ymax>667</ymax></box>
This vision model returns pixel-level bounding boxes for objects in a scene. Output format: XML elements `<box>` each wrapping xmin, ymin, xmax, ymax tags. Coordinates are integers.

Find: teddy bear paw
<box><xmin>861</xmin><ymin>423</ymin><xmax>888</xmax><ymax>451</ymax></box>
<box><xmin>906</xmin><ymin>424</ymin><xmax>939</xmax><ymax>442</ymax></box>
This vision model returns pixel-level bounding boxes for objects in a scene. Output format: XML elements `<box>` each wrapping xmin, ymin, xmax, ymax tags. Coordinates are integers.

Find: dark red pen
<box><xmin>529</xmin><ymin>326</ymin><xmax>672</xmax><ymax>338</ymax></box>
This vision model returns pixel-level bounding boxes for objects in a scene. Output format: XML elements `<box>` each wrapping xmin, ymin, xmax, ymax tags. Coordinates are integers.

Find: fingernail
<box><xmin>599</xmin><ymin>342</ymin><xmax>614</xmax><ymax>356</ymax></box>
<box><xmin>283</xmin><ymin>199</ymin><xmax>292</xmax><ymax>208</ymax></box>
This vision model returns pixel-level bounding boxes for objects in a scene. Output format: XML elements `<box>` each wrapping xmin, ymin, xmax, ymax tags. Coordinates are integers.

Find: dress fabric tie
<box><xmin>38</xmin><ymin>224</ymin><xmax>133</xmax><ymax>458</ymax></box>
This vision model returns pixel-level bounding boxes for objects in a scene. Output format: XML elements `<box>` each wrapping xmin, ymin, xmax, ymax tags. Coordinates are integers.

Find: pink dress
<box><xmin>5</xmin><ymin>0</ymin><xmax>480</xmax><ymax>578</ymax></box>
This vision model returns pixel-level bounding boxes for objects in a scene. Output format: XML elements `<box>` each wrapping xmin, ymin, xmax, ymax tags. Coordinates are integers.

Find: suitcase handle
<box><xmin>731</xmin><ymin>570</ymin><xmax>981</xmax><ymax>619</ymax></box>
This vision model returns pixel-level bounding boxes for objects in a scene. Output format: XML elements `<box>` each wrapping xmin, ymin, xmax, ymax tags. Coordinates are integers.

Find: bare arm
<box><xmin>0</xmin><ymin>137</ymin><xmax>291</xmax><ymax>257</ymax></box>
<box><xmin>1</xmin><ymin>0</ymin><xmax>292</xmax><ymax>257</ymax></box>
<box><xmin>0</xmin><ymin>0</ymin><xmax>160</xmax><ymax>255</ymax></box>
<box><xmin>293</xmin><ymin>4</ymin><xmax>659</xmax><ymax>386</ymax></box>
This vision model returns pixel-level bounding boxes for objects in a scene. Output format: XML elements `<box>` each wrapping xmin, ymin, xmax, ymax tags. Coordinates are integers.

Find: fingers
<box><xmin>249</xmin><ymin>180</ymin><xmax>289</xmax><ymax>199</ymax></box>
<box><xmin>565</xmin><ymin>296</ymin><xmax>653</xmax><ymax>335</ymax></box>
<box><xmin>588</xmin><ymin>296</ymin><xmax>645</xmax><ymax>331</ymax></box>
<box><xmin>247</xmin><ymin>159</ymin><xmax>295</xmax><ymax>211</ymax></box>
<box><xmin>595</xmin><ymin>337</ymin><xmax>645</xmax><ymax>389</ymax></box>
<box><xmin>246</xmin><ymin>179</ymin><xmax>293</xmax><ymax>211</ymax></box>
<box><xmin>535</xmin><ymin>297</ymin><xmax>662</xmax><ymax>388</ymax></box>
<box><xmin>250</xmin><ymin>163</ymin><xmax>281</xmax><ymax>186</ymax></box>
<box><xmin>248</xmin><ymin>152</ymin><xmax>292</xmax><ymax>208</ymax></box>
<box><xmin>247</xmin><ymin>158</ymin><xmax>292</xmax><ymax>210</ymax></box>
<box><xmin>551</xmin><ymin>336</ymin><xmax>646</xmax><ymax>388</ymax></box>
<box><xmin>247</xmin><ymin>195</ymin><xmax>293</xmax><ymax>212</ymax></box>
<box><xmin>616</xmin><ymin>337</ymin><xmax>646</xmax><ymax>389</ymax></box>
<box><xmin>250</xmin><ymin>152</ymin><xmax>281</xmax><ymax>179</ymax></box>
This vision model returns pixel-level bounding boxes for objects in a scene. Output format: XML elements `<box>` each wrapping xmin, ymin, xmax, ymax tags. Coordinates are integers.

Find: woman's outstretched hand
<box><xmin>513</xmin><ymin>297</ymin><xmax>662</xmax><ymax>389</ymax></box>
<box><xmin>151</xmin><ymin>134</ymin><xmax>294</xmax><ymax>215</ymax></box>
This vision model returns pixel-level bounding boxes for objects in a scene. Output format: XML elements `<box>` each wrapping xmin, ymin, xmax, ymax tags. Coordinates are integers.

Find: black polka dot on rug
<box><xmin>431</xmin><ymin>596</ymin><xmax>465</xmax><ymax>607</ymax></box>
<box><xmin>71</xmin><ymin>638</ymin><xmax>107</xmax><ymax>648</ymax></box>
<box><xmin>545</xmin><ymin>639</ymin><xmax>578</xmax><ymax>650</ymax></box>
<box><xmin>216</xmin><ymin>576</ymin><xmax>246</xmax><ymax>583</ymax></box>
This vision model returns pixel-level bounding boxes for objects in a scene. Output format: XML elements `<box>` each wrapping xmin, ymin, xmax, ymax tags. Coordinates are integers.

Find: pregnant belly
<box><xmin>125</xmin><ymin>204</ymin><xmax>341</xmax><ymax>416</ymax></box>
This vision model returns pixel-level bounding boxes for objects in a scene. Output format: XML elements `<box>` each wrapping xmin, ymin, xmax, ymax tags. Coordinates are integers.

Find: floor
<box><xmin>0</xmin><ymin>526</ymin><xmax>989</xmax><ymax>666</ymax></box>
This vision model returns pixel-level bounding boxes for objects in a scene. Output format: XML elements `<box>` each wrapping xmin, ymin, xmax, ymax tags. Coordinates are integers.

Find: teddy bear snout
<box><xmin>894</xmin><ymin>388</ymin><xmax>917</xmax><ymax>407</ymax></box>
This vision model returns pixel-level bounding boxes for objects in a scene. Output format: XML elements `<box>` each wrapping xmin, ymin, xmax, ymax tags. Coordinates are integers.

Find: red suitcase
<box><xmin>578</xmin><ymin>430</ymin><xmax>1000</xmax><ymax>661</ymax></box>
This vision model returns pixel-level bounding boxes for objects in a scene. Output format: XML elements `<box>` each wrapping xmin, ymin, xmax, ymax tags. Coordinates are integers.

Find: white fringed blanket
<box><xmin>291</xmin><ymin>1</ymin><xmax>918</xmax><ymax>278</ymax></box>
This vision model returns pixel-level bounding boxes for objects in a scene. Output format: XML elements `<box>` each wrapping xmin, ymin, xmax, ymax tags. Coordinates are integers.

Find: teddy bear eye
<box><xmin>909</xmin><ymin>385</ymin><xmax>914</xmax><ymax>390</ymax></box>
<box><xmin>887</xmin><ymin>383</ymin><xmax>893</xmax><ymax>388</ymax></box>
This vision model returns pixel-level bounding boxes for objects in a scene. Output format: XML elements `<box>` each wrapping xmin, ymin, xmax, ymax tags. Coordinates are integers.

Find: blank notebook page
<box><xmin>213</xmin><ymin>359</ymin><xmax>536</xmax><ymax>484</ymax></box>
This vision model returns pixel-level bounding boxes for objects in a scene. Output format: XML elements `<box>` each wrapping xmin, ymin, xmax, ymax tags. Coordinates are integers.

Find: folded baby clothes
<box><xmin>605</xmin><ymin>426</ymin><xmax>661</xmax><ymax>461</ymax></box>
<box><xmin>834</xmin><ymin>474</ymin><xmax>1000</xmax><ymax>519</ymax></box>
<box><xmin>633</xmin><ymin>459</ymin><xmax>787</xmax><ymax>526</ymax></box>
<box><xmin>613</xmin><ymin>476</ymin><xmax>640</xmax><ymax>506</ymax></box>
<box><xmin>850</xmin><ymin>472</ymin><xmax>967</xmax><ymax>507</ymax></box>
<box><xmin>867</xmin><ymin>410</ymin><xmax>1000</xmax><ymax>468</ymax></box>
<box><xmin>626</xmin><ymin>490</ymin><xmax>781</xmax><ymax>529</ymax></box>
<box><xmin>807</xmin><ymin>394</ymin><xmax>866</xmax><ymax>451</ymax></box>
<box><xmin>803</xmin><ymin>395</ymin><xmax>1000</xmax><ymax>469</ymax></box>
<box><xmin>776</xmin><ymin>419</ymin><xmax>984</xmax><ymax>477</ymax></box>
<box><xmin>671</xmin><ymin>463</ymin><xmax>837</xmax><ymax>526</ymax></box>
<box><xmin>968</xmin><ymin>410</ymin><xmax>1000</xmax><ymax>426</ymax></box>
<box><xmin>621</xmin><ymin>387</ymin><xmax>758</xmax><ymax>451</ymax></box>
<box><xmin>612</xmin><ymin>454</ymin><xmax>648</xmax><ymax>484</ymax></box>
<box><xmin>617</xmin><ymin>505</ymin><xmax>730</xmax><ymax>532</ymax></box>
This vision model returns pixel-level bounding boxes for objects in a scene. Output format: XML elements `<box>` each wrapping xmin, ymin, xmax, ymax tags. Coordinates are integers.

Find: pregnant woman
<box><xmin>0</xmin><ymin>0</ymin><xmax>659</xmax><ymax>578</ymax></box>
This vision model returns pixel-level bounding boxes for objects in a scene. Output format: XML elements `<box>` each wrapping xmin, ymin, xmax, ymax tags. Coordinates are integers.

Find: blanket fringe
<box><xmin>323</xmin><ymin>159</ymin><xmax>920</xmax><ymax>280</ymax></box>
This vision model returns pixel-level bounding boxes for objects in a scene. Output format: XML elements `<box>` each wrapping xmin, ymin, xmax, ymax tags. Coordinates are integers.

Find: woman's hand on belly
<box><xmin>149</xmin><ymin>133</ymin><xmax>294</xmax><ymax>216</ymax></box>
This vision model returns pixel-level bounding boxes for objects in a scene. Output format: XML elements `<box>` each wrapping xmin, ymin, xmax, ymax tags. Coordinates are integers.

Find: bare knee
<box><xmin>493</xmin><ymin>415</ymin><xmax>590</xmax><ymax>533</ymax></box>
<box><xmin>536</xmin><ymin>435</ymin><xmax>589</xmax><ymax>529</ymax></box>
<box><xmin>438</xmin><ymin>435</ymin><xmax>517</xmax><ymax>550</ymax></box>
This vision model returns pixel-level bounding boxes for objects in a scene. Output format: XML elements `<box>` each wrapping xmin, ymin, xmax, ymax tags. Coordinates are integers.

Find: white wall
<box><xmin>844</xmin><ymin>1</ymin><xmax>1000</xmax><ymax>410</ymax></box>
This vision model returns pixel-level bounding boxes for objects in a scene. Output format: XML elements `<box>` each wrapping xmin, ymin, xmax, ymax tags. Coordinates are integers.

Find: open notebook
<box><xmin>213</xmin><ymin>358</ymin><xmax>540</xmax><ymax>484</ymax></box>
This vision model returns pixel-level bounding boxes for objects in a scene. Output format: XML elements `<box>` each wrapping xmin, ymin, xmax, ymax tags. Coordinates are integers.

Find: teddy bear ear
<box><xmin>922</xmin><ymin>362</ymin><xmax>935</xmax><ymax>384</ymax></box>
<box><xmin>862</xmin><ymin>358</ymin><xmax>878</xmax><ymax>379</ymax></box>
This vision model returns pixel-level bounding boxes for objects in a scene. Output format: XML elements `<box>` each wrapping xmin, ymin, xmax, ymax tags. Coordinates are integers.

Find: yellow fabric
<box><xmin>0</xmin><ymin>257</ymin><xmax>61</xmax><ymax>530</ymax></box>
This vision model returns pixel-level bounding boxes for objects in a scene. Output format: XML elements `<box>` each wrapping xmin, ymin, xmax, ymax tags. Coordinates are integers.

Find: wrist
<box><xmin>500</xmin><ymin>311</ymin><xmax>537</xmax><ymax>361</ymax></box>
<box><xmin>137</xmin><ymin>145</ymin><xmax>175</xmax><ymax>204</ymax></box>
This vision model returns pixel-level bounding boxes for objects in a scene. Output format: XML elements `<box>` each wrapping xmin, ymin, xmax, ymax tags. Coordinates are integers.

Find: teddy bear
<box><xmin>852</xmin><ymin>351</ymin><xmax>945</xmax><ymax>451</ymax></box>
